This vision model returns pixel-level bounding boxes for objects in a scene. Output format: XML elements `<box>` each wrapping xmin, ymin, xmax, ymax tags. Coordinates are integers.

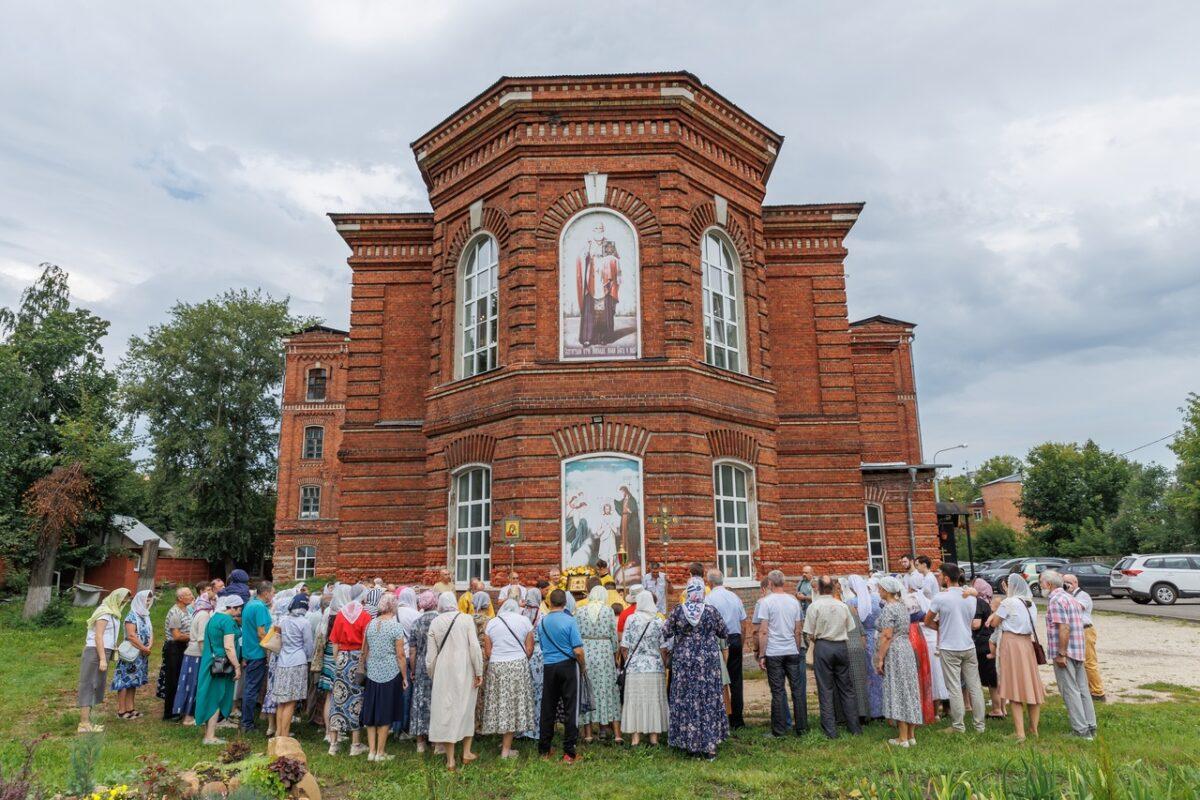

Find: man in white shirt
<box><xmin>926</xmin><ymin>563</ymin><xmax>986</xmax><ymax>732</ymax></box>
<box><xmin>642</xmin><ymin>561</ymin><xmax>668</xmax><ymax>614</ymax></box>
<box><xmin>916</xmin><ymin>555</ymin><xmax>940</xmax><ymax>600</ymax></box>
<box><xmin>803</xmin><ymin>576</ymin><xmax>861</xmax><ymax>738</ymax></box>
<box><xmin>756</xmin><ymin>569</ymin><xmax>807</xmax><ymax>736</ymax></box>
<box><xmin>705</xmin><ymin>569</ymin><xmax>748</xmax><ymax>728</ymax></box>
<box><xmin>1064</xmin><ymin>572</ymin><xmax>1105</xmax><ymax>702</ymax></box>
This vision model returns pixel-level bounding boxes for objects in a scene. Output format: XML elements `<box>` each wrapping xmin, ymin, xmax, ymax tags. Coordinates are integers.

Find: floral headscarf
<box><xmin>681</xmin><ymin>577</ymin><xmax>707</xmax><ymax>627</ymax></box>
<box><xmin>417</xmin><ymin>590</ymin><xmax>438</xmax><ymax>612</ymax></box>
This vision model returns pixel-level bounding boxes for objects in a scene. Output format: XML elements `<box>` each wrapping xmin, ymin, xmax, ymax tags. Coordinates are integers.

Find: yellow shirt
<box><xmin>678</xmin><ymin>584</ymin><xmax>712</xmax><ymax>605</ymax></box>
<box><xmin>458</xmin><ymin>591</ymin><xmax>494</xmax><ymax>618</ymax></box>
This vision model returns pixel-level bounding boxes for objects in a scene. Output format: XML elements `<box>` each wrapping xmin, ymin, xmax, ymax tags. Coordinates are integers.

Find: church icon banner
<box><xmin>561</xmin><ymin>454</ymin><xmax>644</xmax><ymax>584</ymax></box>
<box><xmin>559</xmin><ymin>209</ymin><xmax>640</xmax><ymax>360</ymax></box>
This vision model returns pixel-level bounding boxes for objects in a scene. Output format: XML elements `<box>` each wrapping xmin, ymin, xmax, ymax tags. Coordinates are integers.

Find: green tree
<box><xmin>121</xmin><ymin>290</ymin><xmax>308</xmax><ymax>570</ymax></box>
<box><xmin>967</xmin><ymin>518</ymin><xmax>1019</xmax><ymax>562</ymax></box>
<box><xmin>1104</xmin><ymin>463</ymin><xmax>1177</xmax><ymax>554</ymax></box>
<box><xmin>1019</xmin><ymin>440</ymin><xmax>1133</xmax><ymax>555</ymax></box>
<box><xmin>975</xmin><ymin>454</ymin><xmax>1023</xmax><ymax>485</ymax></box>
<box><xmin>1168</xmin><ymin>393</ymin><xmax>1200</xmax><ymax>549</ymax></box>
<box><xmin>0</xmin><ymin>264</ymin><xmax>132</xmax><ymax>615</ymax></box>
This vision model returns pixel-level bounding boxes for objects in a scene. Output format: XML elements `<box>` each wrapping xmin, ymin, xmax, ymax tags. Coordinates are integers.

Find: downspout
<box><xmin>906</xmin><ymin>466</ymin><xmax>918</xmax><ymax>556</ymax></box>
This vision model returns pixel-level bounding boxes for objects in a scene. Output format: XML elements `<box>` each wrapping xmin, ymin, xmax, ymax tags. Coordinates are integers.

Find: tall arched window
<box><xmin>451</xmin><ymin>466</ymin><xmax>491</xmax><ymax>584</ymax></box>
<box><xmin>713</xmin><ymin>460</ymin><xmax>756</xmax><ymax>582</ymax></box>
<box><xmin>302</xmin><ymin>426</ymin><xmax>324</xmax><ymax>459</ymax></box>
<box><xmin>865</xmin><ymin>503</ymin><xmax>887</xmax><ymax>572</ymax></box>
<box><xmin>458</xmin><ymin>235</ymin><xmax>499</xmax><ymax>378</ymax></box>
<box><xmin>701</xmin><ymin>231</ymin><xmax>745</xmax><ymax>372</ymax></box>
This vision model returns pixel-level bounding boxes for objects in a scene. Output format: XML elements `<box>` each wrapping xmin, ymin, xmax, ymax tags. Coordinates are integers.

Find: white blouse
<box><xmin>84</xmin><ymin>614</ymin><xmax>119</xmax><ymax>650</ymax></box>
<box><xmin>996</xmin><ymin>597</ymin><xmax>1037</xmax><ymax>635</ymax></box>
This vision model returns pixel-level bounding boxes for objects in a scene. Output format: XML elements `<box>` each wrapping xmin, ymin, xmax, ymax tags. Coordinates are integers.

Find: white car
<box><xmin>1110</xmin><ymin>554</ymin><xmax>1200</xmax><ymax>605</ymax></box>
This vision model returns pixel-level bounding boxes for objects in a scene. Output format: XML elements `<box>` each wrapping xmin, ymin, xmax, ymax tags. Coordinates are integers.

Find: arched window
<box><xmin>302</xmin><ymin>426</ymin><xmax>324</xmax><ymax>459</ymax></box>
<box><xmin>299</xmin><ymin>485</ymin><xmax>321</xmax><ymax>519</ymax></box>
<box><xmin>306</xmin><ymin>368</ymin><xmax>328</xmax><ymax>401</ymax></box>
<box><xmin>865</xmin><ymin>503</ymin><xmax>887</xmax><ymax>572</ymax></box>
<box><xmin>458</xmin><ymin>235</ymin><xmax>499</xmax><ymax>378</ymax></box>
<box><xmin>713</xmin><ymin>460</ymin><xmax>756</xmax><ymax>582</ymax></box>
<box><xmin>451</xmin><ymin>466</ymin><xmax>491</xmax><ymax>584</ymax></box>
<box><xmin>701</xmin><ymin>231</ymin><xmax>745</xmax><ymax>372</ymax></box>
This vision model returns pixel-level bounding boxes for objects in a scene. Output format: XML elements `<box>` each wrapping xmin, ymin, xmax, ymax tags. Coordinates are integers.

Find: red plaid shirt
<box><xmin>1045</xmin><ymin>588</ymin><xmax>1086</xmax><ymax>661</ymax></box>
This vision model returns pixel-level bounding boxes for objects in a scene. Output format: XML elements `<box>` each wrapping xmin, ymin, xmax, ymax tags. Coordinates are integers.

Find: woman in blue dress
<box><xmin>406</xmin><ymin>590</ymin><xmax>439</xmax><ymax>752</ymax></box>
<box><xmin>849</xmin><ymin>575</ymin><xmax>884</xmax><ymax>719</ymax></box>
<box><xmin>112</xmin><ymin>589</ymin><xmax>155</xmax><ymax>719</ymax></box>
<box><xmin>664</xmin><ymin>578</ymin><xmax>728</xmax><ymax>759</ymax></box>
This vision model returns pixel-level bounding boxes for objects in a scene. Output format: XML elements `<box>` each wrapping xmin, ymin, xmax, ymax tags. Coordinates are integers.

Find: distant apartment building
<box><xmin>969</xmin><ymin>473</ymin><xmax>1026</xmax><ymax>534</ymax></box>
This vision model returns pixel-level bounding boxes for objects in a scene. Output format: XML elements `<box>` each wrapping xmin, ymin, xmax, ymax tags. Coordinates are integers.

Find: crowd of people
<box><xmin>73</xmin><ymin>555</ymin><xmax>1106</xmax><ymax>766</ymax></box>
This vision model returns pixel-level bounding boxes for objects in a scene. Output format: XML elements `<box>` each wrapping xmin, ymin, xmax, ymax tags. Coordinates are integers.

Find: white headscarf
<box><xmin>397</xmin><ymin>587</ymin><xmax>418</xmax><ymax>610</ymax></box>
<box><xmin>337</xmin><ymin>583</ymin><xmax>365</xmax><ymax>625</ymax></box>
<box><xmin>131</xmin><ymin>589</ymin><xmax>154</xmax><ymax>619</ymax></box>
<box><xmin>904</xmin><ymin>571</ymin><xmax>931</xmax><ymax>614</ymax></box>
<box><xmin>216</xmin><ymin>594</ymin><xmax>244</xmax><ymax>613</ymax></box>
<box><xmin>499</xmin><ymin>598</ymin><xmax>521</xmax><ymax>615</ymax></box>
<box><xmin>437</xmin><ymin>591</ymin><xmax>458</xmax><ymax>614</ymax></box>
<box><xmin>1006</xmin><ymin>572</ymin><xmax>1032</xmax><ymax>602</ymax></box>
<box><xmin>877</xmin><ymin>576</ymin><xmax>904</xmax><ymax>596</ymax></box>
<box><xmin>586</xmin><ymin>584</ymin><xmax>609</xmax><ymax>621</ymax></box>
<box><xmin>635</xmin><ymin>590</ymin><xmax>656</xmax><ymax>616</ymax></box>
<box><xmin>847</xmin><ymin>575</ymin><xmax>872</xmax><ymax>620</ymax></box>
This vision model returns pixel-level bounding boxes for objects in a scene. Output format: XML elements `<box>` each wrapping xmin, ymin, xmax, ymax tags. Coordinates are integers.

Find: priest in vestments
<box><xmin>576</xmin><ymin>221</ymin><xmax>621</xmax><ymax>348</ymax></box>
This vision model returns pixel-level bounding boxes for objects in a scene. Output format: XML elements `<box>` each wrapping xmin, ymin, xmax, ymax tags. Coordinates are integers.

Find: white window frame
<box><xmin>713</xmin><ymin>458</ymin><xmax>757</xmax><ymax>587</ymax></box>
<box><xmin>302</xmin><ymin>425</ymin><xmax>324</xmax><ymax>460</ymax></box>
<box><xmin>973</xmin><ymin>508</ymin><xmax>983</xmax><ymax>521</ymax></box>
<box><xmin>294</xmin><ymin>545</ymin><xmax>316</xmax><ymax>580</ymax></box>
<box><xmin>306</xmin><ymin>367</ymin><xmax>328</xmax><ymax>402</ymax></box>
<box><xmin>865</xmin><ymin>503</ymin><xmax>887</xmax><ymax>573</ymax></box>
<box><xmin>299</xmin><ymin>485</ymin><xmax>321</xmax><ymax>520</ymax></box>
<box><xmin>456</xmin><ymin>234</ymin><xmax>500</xmax><ymax>379</ymax></box>
<box><xmin>701</xmin><ymin>229</ymin><xmax>747</xmax><ymax>373</ymax></box>
<box><xmin>132</xmin><ymin>553</ymin><xmax>142</xmax><ymax>573</ymax></box>
<box><xmin>449</xmin><ymin>464</ymin><xmax>491</xmax><ymax>588</ymax></box>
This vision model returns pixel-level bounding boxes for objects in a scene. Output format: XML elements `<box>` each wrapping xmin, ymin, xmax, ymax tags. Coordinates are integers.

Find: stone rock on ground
<box><xmin>292</xmin><ymin>773</ymin><xmax>320</xmax><ymax>800</ymax></box>
<box><xmin>268</xmin><ymin>736</ymin><xmax>307</xmax><ymax>765</ymax></box>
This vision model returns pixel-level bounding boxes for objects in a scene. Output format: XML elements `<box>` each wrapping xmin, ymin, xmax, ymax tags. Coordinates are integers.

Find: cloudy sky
<box><xmin>2</xmin><ymin>1</ymin><xmax>1197</xmax><ymax>472</ymax></box>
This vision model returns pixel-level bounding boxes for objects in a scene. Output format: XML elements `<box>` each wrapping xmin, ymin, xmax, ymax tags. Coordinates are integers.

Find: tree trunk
<box><xmin>137</xmin><ymin>540</ymin><xmax>160</xmax><ymax>593</ymax></box>
<box><xmin>23</xmin><ymin>538</ymin><xmax>59</xmax><ymax>619</ymax></box>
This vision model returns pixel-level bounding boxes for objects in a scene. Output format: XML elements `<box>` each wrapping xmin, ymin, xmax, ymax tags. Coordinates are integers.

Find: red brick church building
<box><xmin>272</xmin><ymin>72</ymin><xmax>939</xmax><ymax>589</ymax></box>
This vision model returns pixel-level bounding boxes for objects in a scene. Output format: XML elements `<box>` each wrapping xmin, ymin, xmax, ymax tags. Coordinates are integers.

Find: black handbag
<box><xmin>210</xmin><ymin>656</ymin><xmax>236</xmax><ymax>678</ymax></box>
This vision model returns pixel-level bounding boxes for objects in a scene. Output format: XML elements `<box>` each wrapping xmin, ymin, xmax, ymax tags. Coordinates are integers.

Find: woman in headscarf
<box><xmin>469</xmin><ymin>591</ymin><xmax>493</xmax><ymax>731</ymax></box>
<box><xmin>385</xmin><ymin>587</ymin><xmax>420</xmax><ymax>738</ymax></box>
<box><xmin>260</xmin><ymin>588</ymin><xmax>296</xmax><ymax>736</ymax></box>
<box><xmin>848</xmin><ymin>574</ymin><xmax>883</xmax><ymax>719</ymax></box>
<box><xmin>971</xmin><ymin>578</ymin><xmax>1003</xmax><ymax>718</ymax></box>
<box><xmin>360</xmin><ymin>592</ymin><xmax>409</xmax><ymax>761</ymax></box>
<box><xmin>620</xmin><ymin>590</ymin><xmax>668</xmax><ymax>746</ymax></box>
<box><xmin>426</xmin><ymin>591</ymin><xmax>484</xmax><ymax>770</ymax></box>
<box><xmin>76</xmin><ymin>588</ymin><xmax>130</xmax><ymax>733</ymax></box>
<box><xmin>328</xmin><ymin>583</ymin><xmax>371</xmax><ymax>756</ymax></box>
<box><xmin>578</xmin><ymin>583</ymin><xmax>622</xmax><ymax>744</ymax></box>
<box><xmin>196</xmin><ymin>594</ymin><xmax>243</xmax><ymax>745</ymax></box>
<box><xmin>874</xmin><ymin>577</ymin><xmax>923</xmax><ymax>747</ymax></box>
<box><xmin>834</xmin><ymin>577</ymin><xmax>871</xmax><ymax>725</ymax></box>
<box><xmin>902</xmin><ymin>572</ymin><xmax>938</xmax><ymax>724</ymax></box>
<box><xmin>315</xmin><ymin>587</ymin><xmax>339</xmax><ymax>738</ymax></box>
<box><xmin>480</xmin><ymin>598</ymin><xmax>535</xmax><ymax>758</ymax></box>
<box><xmin>303</xmin><ymin>592</ymin><xmax>328</xmax><ymax>727</ymax></box>
<box><xmin>112</xmin><ymin>589</ymin><xmax>155</xmax><ymax>719</ymax></box>
<box><xmin>221</xmin><ymin>569</ymin><xmax>251</xmax><ymax>603</ymax></box>
<box><xmin>987</xmin><ymin>573</ymin><xmax>1046</xmax><ymax>741</ymax></box>
<box><xmin>362</xmin><ymin>586</ymin><xmax>385</xmax><ymax>619</ymax></box>
<box><xmin>521</xmin><ymin>587</ymin><xmax>544</xmax><ymax>741</ymax></box>
<box><xmin>273</xmin><ymin>594</ymin><xmax>314</xmax><ymax>739</ymax></box>
<box><xmin>407</xmin><ymin>590</ymin><xmax>439</xmax><ymax>752</ymax></box>
<box><xmin>175</xmin><ymin>586</ymin><xmax>214</xmax><ymax>725</ymax></box>
<box><xmin>664</xmin><ymin>577</ymin><xmax>727</xmax><ymax>759</ymax></box>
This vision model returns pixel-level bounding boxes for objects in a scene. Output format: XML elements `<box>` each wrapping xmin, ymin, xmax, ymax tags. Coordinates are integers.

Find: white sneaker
<box><xmin>374</xmin><ymin>753</ymin><xmax>394</xmax><ymax>762</ymax></box>
<box><xmin>349</xmin><ymin>743</ymin><xmax>370</xmax><ymax>757</ymax></box>
<box><xmin>328</xmin><ymin>741</ymin><xmax>341</xmax><ymax>756</ymax></box>
<box><xmin>366</xmin><ymin>753</ymin><xmax>376</xmax><ymax>762</ymax></box>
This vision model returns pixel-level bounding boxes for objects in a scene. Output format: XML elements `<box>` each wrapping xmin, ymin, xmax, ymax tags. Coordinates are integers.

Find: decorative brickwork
<box><xmin>272</xmin><ymin>73</ymin><xmax>942</xmax><ymax>585</ymax></box>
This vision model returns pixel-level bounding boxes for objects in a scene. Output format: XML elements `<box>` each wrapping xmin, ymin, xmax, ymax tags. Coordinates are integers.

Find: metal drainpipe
<box><xmin>906</xmin><ymin>466</ymin><xmax>918</xmax><ymax>556</ymax></box>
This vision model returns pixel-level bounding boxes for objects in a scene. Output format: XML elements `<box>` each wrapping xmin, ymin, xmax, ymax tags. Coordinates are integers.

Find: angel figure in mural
<box><xmin>564</xmin><ymin>491</ymin><xmax>593</xmax><ymax>564</ymax></box>
<box><xmin>575</xmin><ymin>220</ymin><xmax>621</xmax><ymax>347</ymax></box>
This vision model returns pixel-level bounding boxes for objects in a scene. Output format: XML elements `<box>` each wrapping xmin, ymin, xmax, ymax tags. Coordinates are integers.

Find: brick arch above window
<box><xmin>443</xmin><ymin>206</ymin><xmax>511</xmax><ymax>270</ymax></box>
<box><xmin>443</xmin><ymin>433</ymin><xmax>497</xmax><ymax>472</ymax></box>
<box><xmin>705</xmin><ymin>428</ymin><xmax>760</xmax><ymax>465</ymax></box>
<box><xmin>551</xmin><ymin>422</ymin><xmax>651</xmax><ymax>459</ymax></box>
<box><xmin>688</xmin><ymin>202</ymin><xmax>753</xmax><ymax>266</ymax></box>
<box><xmin>535</xmin><ymin>185</ymin><xmax>661</xmax><ymax>242</ymax></box>
<box><xmin>864</xmin><ymin>485</ymin><xmax>890</xmax><ymax>505</ymax></box>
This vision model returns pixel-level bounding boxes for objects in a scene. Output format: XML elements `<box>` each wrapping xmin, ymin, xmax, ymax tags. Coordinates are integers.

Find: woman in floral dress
<box><xmin>620</xmin><ymin>590</ymin><xmax>668</xmax><ymax>745</ymax></box>
<box><xmin>874</xmin><ymin>577</ymin><xmax>923</xmax><ymax>747</ymax></box>
<box><xmin>406</xmin><ymin>590</ymin><xmax>439</xmax><ymax>752</ymax></box>
<box><xmin>521</xmin><ymin>587</ymin><xmax>544</xmax><ymax>740</ymax></box>
<box><xmin>112</xmin><ymin>589</ymin><xmax>155</xmax><ymax>719</ymax></box>
<box><xmin>664</xmin><ymin>578</ymin><xmax>727</xmax><ymax>759</ymax></box>
<box><xmin>578</xmin><ymin>584</ymin><xmax>622</xmax><ymax>743</ymax></box>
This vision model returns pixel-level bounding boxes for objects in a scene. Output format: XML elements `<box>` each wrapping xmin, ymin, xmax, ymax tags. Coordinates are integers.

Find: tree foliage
<box><xmin>936</xmin><ymin>454</ymin><xmax>1023</xmax><ymax>506</ymax></box>
<box><xmin>22</xmin><ymin>462</ymin><xmax>95</xmax><ymax>617</ymax></box>
<box><xmin>975</xmin><ymin>455</ymin><xmax>1023</xmax><ymax>486</ymax></box>
<box><xmin>966</xmin><ymin>518</ymin><xmax>1019</xmax><ymax>562</ymax></box>
<box><xmin>121</xmin><ymin>290</ymin><xmax>307</xmax><ymax>567</ymax></box>
<box><xmin>1019</xmin><ymin>440</ymin><xmax>1133</xmax><ymax>555</ymax></box>
<box><xmin>1168</xmin><ymin>393</ymin><xmax>1200</xmax><ymax>549</ymax></box>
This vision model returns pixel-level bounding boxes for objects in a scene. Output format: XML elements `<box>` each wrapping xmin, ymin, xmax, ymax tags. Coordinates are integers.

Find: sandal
<box><xmin>613</xmin><ymin>738</ymin><xmax>625</xmax><ymax>745</ymax></box>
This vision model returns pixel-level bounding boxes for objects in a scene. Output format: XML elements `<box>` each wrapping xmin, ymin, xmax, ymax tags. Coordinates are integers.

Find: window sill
<box><xmin>726</xmin><ymin>576</ymin><xmax>759</xmax><ymax>590</ymax></box>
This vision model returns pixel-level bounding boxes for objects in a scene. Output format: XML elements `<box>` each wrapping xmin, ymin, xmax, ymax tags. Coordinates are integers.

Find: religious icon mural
<box><xmin>559</xmin><ymin>209</ymin><xmax>640</xmax><ymax>360</ymax></box>
<box><xmin>561</xmin><ymin>454</ymin><xmax>644</xmax><ymax>584</ymax></box>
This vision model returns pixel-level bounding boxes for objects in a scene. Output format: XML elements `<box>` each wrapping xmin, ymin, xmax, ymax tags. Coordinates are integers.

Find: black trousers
<box><xmin>765</xmin><ymin>652</ymin><xmax>807</xmax><ymax>735</ymax></box>
<box><xmin>161</xmin><ymin>640</ymin><xmax>186</xmax><ymax>720</ymax></box>
<box><xmin>726</xmin><ymin>633</ymin><xmax>745</xmax><ymax>727</ymax></box>
<box><xmin>813</xmin><ymin>639</ymin><xmax>862</xmax><ymax>738</ymax></box>
<box><xmin>539</xmin><ymin>660</ymin><xmax>580</xmax><ymax>757</ymax></box>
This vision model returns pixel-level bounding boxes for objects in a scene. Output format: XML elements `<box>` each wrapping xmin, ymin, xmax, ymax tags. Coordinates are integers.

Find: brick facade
<box><xmin>271</xmin><ymin>72</ymin><xmax>941</xmax><ymax>585</ymax></box>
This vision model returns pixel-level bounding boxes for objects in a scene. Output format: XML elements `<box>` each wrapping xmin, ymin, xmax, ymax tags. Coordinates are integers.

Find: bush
<box><xmin>967</xmin><ymin>519</ymin><xmax>1019</xmax><ymax>562</ymax></box>
<box><xmin>0</xmin><ymin>736</ymin><xmax>45</xmax><ymax>800</ymax></box>
<box><xmin>239</xmin><ymin>766</ymin><xmax>286</xmax><ymax>800</ymax></box>
<box><xmin>67</xmin><ymin>733</ymin><xmax>103</xmax><ymax>796</ymax></box>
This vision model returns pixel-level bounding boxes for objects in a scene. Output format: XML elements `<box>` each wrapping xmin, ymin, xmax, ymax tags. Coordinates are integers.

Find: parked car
<box><xmin>979</xmin><ymin>558</ymin><xmax>1028</xmax><ymax>592</ymax></box>
<box><xmin>1044</xmin><ymin>562</ymin><xmax>1114</xmax><ymax>597</ymax></box>
<box><xmin>1018</xmin><ymin>558</ymin><xmax>1070</xmax><ymax>596</ymax></box>
<box><xmin>1110</xmin><ymin>554</ymin><xmax>1200</xmax><ymax>605</ymax></box>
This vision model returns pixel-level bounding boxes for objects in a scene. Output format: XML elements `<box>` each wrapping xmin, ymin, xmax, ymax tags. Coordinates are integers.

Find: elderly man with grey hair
<box><xmin>705</xmin><ymin>568</ymin><xmax>748</xmax><ymax>728</ymax></box>
<box><xmin>756</xmin><ymin>569</ymin><xmax>807</xmax><ymax>736</ymax></box>
<box><xmin>1041</xmin><ymin>569</ymin><xmax>1097</xmax><ymax>739</ymax></box>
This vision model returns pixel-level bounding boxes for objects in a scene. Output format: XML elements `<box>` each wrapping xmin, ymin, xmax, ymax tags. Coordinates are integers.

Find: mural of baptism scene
<box><xmin>561</xmin><ymin>453</ymin><xmax>644</xmax><ymax>583</ymax></box>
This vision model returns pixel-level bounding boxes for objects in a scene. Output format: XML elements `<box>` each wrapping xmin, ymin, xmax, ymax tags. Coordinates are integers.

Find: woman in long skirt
<box><xmin>849</xmin><ymin>575</ymin><xmax>884</xmax><ymax>718</ymax></box>
<box><xmin>903</xmin><ymin>579</ymin><xmax>937</xmax><ymax>724</ymax></box>
<box><xmin>521</xmin><ymin>587</ymin><xmax>544</xmax><ymax>740</ymax></box>
<box><xmin>328</xmin><ymin>584</ymin><xmax>370</xmax><ymax>756</ymax></box>
<box><xmin>988</xmin><ymin>574</ymin><xmax>1046</xmax><ymax>741</ymax></box>
<box><xmin>195</xmin><ymin>596</ymin><xmax>243</xmax><ymax>745</ymax></box>
<box><xmin>620</xmin><ymin>591</ymin><xmax>668</xmax><ymax>745</ymax></box>
<box><xmin>841</xmin><ymin>584</ymin><xmax>872</xmax><ymax>723</ymax></box>
<box><xmin>874</xmin><ymin>578</ymin><xmax>923</xmax><ymax>748</ymax></box>
<box><xmin>664</xmin><ymin>578</ymin><xmax>728</xmax><ymax>759</ymax></box>
<box><xmin>77</xmin><ymin>588</ymin><xmax>129</xmax><ymax>733</ymax></box>
<box><xmin>360</xmin><ymin>593</ymin><xmax>408</xmax><ymax>761</ymax></box>
<box><xmin>480</xmin><ymin>599</ymin><xmax>535</xmax><ymax>758</ymax></box>
<box><xmin>174</xmin><ymin>591</ymin><xmax>214</xmax><ymax>724</ymax></box>
<box><xmin>426</xmin><ymin>592</ymin><xmax>484</xmax><ymax>771</ymax></box>
<box><xmin>407</xmin><ymin>591</ymin><xmax>439</xmax><ymax>751</ymax></box>
<box><xmin>273</xmin><ymin>594</ymin><xmax>314</xmax><ymax>739</ymax></box>
<box><xmin>578</xmin><ymin>585</ymin><xmax>622</xmax><ymax>743</ymax></box>
<box><xmin>112</xmin><ymin>590</ymin><xmax>155</xmax><ymax>719</ymax></box>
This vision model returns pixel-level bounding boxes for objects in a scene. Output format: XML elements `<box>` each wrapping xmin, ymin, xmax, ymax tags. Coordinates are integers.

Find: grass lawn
<box><xmin>2</xmin><ymin>602</ymin><xmax>1199</xmax><ymax>800</ymax></box>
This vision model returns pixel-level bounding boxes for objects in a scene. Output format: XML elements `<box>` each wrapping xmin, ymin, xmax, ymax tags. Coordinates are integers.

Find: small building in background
<box><xmin>83</xmin><ymin>516</ymin><xmax>213</xmax><ymax>592</ymax></box>
<box><xmin>969</xmin><ymin>473</ymin><xmax>1027</xmax><ymax>534</ymax></box>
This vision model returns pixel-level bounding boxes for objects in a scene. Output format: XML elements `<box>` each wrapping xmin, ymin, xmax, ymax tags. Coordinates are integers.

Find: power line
<box><xmin>1120</xmin><ymin>433</ymin><xmax>1175</xmax><ymax>457</ymax></box>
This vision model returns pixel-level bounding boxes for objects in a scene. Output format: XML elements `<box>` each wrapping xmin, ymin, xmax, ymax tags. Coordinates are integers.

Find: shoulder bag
<box><xmin>1023</xmin><ymin>601</ymin><xmax>1047</xmax><ymax>666</ymax></box>
<box><xmin>116</xmin><ymin>639</ymin><xmax>141</xmax><ymax>663</ymax></box>
<box><xmin>260</xmin><ymin>624</ymin><xmax>282</xmax><ymax>654</ymax></box>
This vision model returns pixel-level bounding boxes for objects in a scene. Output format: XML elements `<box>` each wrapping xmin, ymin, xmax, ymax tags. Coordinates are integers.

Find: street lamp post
<box><xmin>931</xmin><ymin>443</ymin><xmax>969</xmax><ymax>503</ymax></box>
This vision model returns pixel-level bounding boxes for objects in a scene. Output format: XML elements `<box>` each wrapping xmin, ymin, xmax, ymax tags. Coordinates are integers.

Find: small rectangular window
<box><xmin>294</xmin><ymin>546</ymin><xmax>316</xmax><ymax>580</ymax></box>
<box><xmin>300</xmin><ymin>485</ymin><xmax>320</xmax><ymax>519</ymax></box>
<box><xmin>306</xmin><ymin>369</ymin><xmax>327</xmax><ymax>401</ymax></box>
<box><xmin>303</xmin><ymin>426</ymin><xmax>324</xmax><ymax>459</ymax></box>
